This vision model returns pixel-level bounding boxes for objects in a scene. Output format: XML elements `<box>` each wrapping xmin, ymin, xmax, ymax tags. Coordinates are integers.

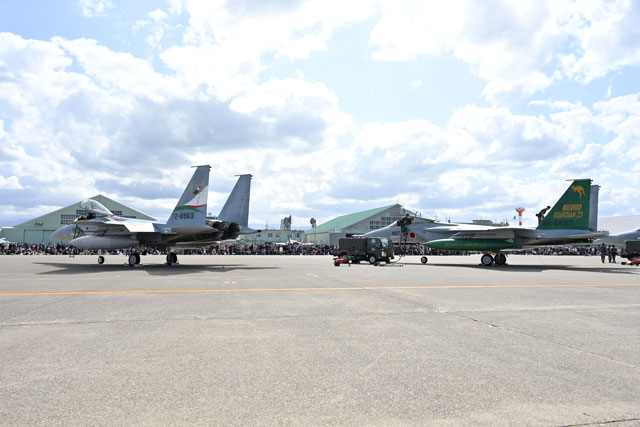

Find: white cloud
<box><xmin>559</xmin><ymin>0</ymin><xmax>640</xmax><ymax>83</ymax></box>
<box><xmin>593</xmin><ymin>93</ymin><xmax>640</xmax><ymax>160</ymax></box>
<box><xmin>369</xmin><ymin>0</ymin><xmax>640</xmax><ymax>102</ymax></box>
<box><xmin>370</xmin><ymin>0</ymin><xmax>560</xmax><ymax>102</ymax></box>
<box><xmin>0</xmin><ymin>176</ymin><xmax>23</xmax><ymax>190</ymax></box>
<box><xmin>549</xmin><ymin>143</ymin><xmax>606</xmax><ymax>174</ymax></box>
<box><xmin>409</xmin><ymin>79</ymin><xmax>423</xmax><ymax>90</ymax></box>
<box><xmin>0</xmin><ymin>205</ymin><xmax>63</xmax><ymax>219</ymax></box>
<box><xmin>77</xmin><ymin>0</ymin><xmax>114</xmax><ymax>18</ymax></box>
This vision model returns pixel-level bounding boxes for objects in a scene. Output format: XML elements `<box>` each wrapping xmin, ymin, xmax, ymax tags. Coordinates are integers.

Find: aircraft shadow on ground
<box><xmin>34</xmin><ymin>262</ymin><xmax>280</xmax><ymax>276</ymax></box>
<box><xmin>418</xmin><ymin>262</ymin><xmax>638</xmax><ymax>275</ymax></box>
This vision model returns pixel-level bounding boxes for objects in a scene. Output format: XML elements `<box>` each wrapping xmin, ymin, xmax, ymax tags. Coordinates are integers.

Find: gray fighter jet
<box><xmin>593</xmin><ymin>227</ymin><xmax>640</xmax><ymax>247</ymax></box>
<box><xmin>51</xmin><ymin>165</ymin><xmax>254</xmax><ymax>266</ymax></box>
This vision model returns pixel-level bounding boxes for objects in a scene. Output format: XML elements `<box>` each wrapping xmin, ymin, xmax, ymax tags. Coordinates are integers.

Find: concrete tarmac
<box><xmin>0</xmin><ymin>254</ymin><xmax>639</xmax><ymax>426</ymax></box>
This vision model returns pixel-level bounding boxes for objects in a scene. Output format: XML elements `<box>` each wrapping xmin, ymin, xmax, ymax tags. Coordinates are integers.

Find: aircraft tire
<box><xmin>134</xmin><ymin>253</ymin><xmax>141</xmax><ymax>265</ymax></box>
<box><xmin>481</xmin><ymin>254</ymin><xmax>494</xmax><ymax>266</ymax></box>
<box><xmin>170</xmin><ymin>252</ymin><xmax>178</xmax><ymax>264</ymax></box>
<box><xmin>368</xmin><ymin>255</ymin><xmax>377</xmax><ymax>265</ymax></box>
<box><xmin>494</xmin><ymin>253</ymin><xmax>507</xmax><ymax>265</ymax></box>
<box><xmin>98</xmin><ymin>255</ymin><xmax>105</xmax><ymax>264</ymax></box>
<box><xmin>128</xmin><ymin>254</ymin><xmax>138</xmax><ymax>266</ymax></box>
<box><xmin>421</xmin><ymin>256</ymin><xmax>428</xmax><ymax>264</ymax></box>
<box><xmin>166</xmin><ymin>253</ymin><xmax>173</xmax><ymax>265</ymax></box>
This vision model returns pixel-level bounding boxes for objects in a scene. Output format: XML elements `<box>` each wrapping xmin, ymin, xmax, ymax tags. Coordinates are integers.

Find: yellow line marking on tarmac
<box><xmin>1</xmin><ymin>283</ymin><xmax>640</xmax><ymax>297</ymax></box>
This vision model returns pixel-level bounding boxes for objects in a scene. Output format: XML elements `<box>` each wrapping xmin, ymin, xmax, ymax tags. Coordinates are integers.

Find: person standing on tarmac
<box><xmin>609</xmin><ymin>245</ymin><xmax>618</xmax><ymax>263</ymax></box>
<box><xmin>599</xmin><ymin>243</ymin><xmax>608</xmax><ymax>263</ymax></box>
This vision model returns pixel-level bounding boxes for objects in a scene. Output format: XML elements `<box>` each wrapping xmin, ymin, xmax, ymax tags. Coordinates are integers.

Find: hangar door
<box><xmin>24</xmin><ymin>229</ymin><xmax>44</xmax><ymax>244</ymax></box>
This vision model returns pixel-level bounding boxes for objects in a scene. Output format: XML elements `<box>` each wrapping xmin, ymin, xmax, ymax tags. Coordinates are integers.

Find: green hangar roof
<box><xmin>305</xmin><ymin>204</ymin><xmax>399</xmax><ymax>234</ymax></box>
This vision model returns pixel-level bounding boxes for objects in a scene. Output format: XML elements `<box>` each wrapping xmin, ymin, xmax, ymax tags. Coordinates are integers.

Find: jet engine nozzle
<box><xmin>222</xmin><ymin>222</ymin><xmax>241</xmax><ymax>240</ymax></box>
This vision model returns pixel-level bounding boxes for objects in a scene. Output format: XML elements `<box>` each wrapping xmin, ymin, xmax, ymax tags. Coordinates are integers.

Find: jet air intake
<box><xmin>70</xmin><ymin>236</ymin><xmax>139</xmax><ymax>250</ymax></box>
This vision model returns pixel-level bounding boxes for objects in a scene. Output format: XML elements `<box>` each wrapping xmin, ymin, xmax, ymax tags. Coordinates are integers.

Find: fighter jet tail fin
<box><xmin>537</xmin><ymin>179</ymin><xmax>592</xmax><ymax>230</ymax></box>
<box><xmin>167</xmin><ymin>165</ymin><xmax>210</xmax><ymax>227</ymax></box>
<box><xmin>588</xmin><ymin>184</ymin><xmax>599</xmax><ymax>232</ymax></box>
<box><xmin>217</xmin><ymin>174</ymin><xmax>252</xmax><ymax>229</ymax></box>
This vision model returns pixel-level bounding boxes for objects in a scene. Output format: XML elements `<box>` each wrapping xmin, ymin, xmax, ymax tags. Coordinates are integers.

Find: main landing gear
<box><xmin>165</xmin><ymin>252</ymin><xmax>178</xmax><ymax>265</ymax></box>
<box><xmin>98</xmin><ymin>255</ymin><xmax>105</xmax><ymax>264</ymax></box>
<box><xmin>127</xmin><ymin>252</ymin><xmax>141</xmax><ymax>266</ymax></box>
<box><xmin>480</xmin><ymin>252</ymin><xmax>507</xmax><ymax>266</ymax></box>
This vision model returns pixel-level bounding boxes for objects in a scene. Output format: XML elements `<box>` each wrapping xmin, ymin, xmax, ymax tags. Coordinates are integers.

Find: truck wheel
<box><xmin>368</xmin><ymin>255</ymin><xmax>377</xmax><ymax>264</ymax></box>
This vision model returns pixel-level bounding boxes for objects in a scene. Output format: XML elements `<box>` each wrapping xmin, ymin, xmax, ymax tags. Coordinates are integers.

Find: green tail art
<box><xmin>537</xmin><ymin>179</ymin><xmax>591</xmax><ymax>230</ymax></box>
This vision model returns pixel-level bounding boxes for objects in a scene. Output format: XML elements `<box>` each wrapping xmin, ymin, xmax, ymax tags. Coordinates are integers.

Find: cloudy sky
<box><xmin>1</xmin><ymin>0</ymin><xmax>639</xmax><ymax>229</ymax></box>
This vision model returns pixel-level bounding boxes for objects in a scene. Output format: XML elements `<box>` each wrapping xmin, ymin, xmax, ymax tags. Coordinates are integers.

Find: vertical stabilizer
<box><xmin>537</xmin><ymin>179</ymin><xmax>592</xmax><ymax>230</ymax></box>
<box><xmin>589</xmin><ymin>184</ymin><xmax>599</xmax><ymax>232</ymax></box>
<box><xmin>218</xmin><ymin>174</ymin><xmax>252</xmax><ymax>228</ymax></box>
<box><xmin>167</xmin><ymin>165</ymin><xmax>210</xmax><ymax>227</ymax></box>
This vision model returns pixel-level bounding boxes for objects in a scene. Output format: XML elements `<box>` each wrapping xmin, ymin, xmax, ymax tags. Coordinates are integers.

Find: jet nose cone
<box><xmin>52</xmin><ymin>225</ymin><xmax>73</xmax><ymax>242</ymax></box>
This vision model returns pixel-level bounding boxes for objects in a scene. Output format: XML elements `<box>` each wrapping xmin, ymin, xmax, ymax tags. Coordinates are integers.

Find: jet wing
<box><xmin>447</xmin><ymin>226</ymin><xmax>605</xmax><ymax>245</ymax></box>
<box><xmin>448</xmin><ymin>226</ymin><xmax>538</xmax><ymax>240</ymax></box>
<box><xmin>75</xmin><ymin>218</ymin><xmax>156</xmax><ymax>233</ymax></box>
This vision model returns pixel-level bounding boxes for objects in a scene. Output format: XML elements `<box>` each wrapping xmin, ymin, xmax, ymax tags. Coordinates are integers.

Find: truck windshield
<box><xmin>381</xmin><ymin>238</ymin><xmax>392</xmax><ymax>247</ymax></box>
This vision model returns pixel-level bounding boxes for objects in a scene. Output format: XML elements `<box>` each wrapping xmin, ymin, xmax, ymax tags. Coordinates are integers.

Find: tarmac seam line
<box><xmin>553</xmin><ymin>416</ymin><xmax>640</xmax><ymax>426</ymax></box>
<box><xmin>2</xmin><ymin>282</ymin><xmax>640</xmax><ymax>297</ymax></box>
<box><xmin>448</xmin><ymin>310</ymin><xmax>640</xmax><ymax>370</ymax></box>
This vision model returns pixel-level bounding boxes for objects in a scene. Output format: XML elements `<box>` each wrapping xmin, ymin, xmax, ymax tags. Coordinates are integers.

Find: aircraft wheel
<box><xmin>494</xmin><ymin>253</ymin><xmax>507</xmax><ymax>265</ymax></box>
<box><xmin>128</xmin><ymin>254</ymin><xmax>138</xmax><ymax>266</ymax></box>
<box><xmin>135</xmin><ymin>253</ymin><xmax>141</xmax><ymax>265</ymax></box>
<box><xmin>98</xmin><ymin>255</ymin><xmax>105</xmax><ymax>265</ymax></box>
<box><xmin>368</xmin><ymin>255</ymin><xmax>377</xmax><ymax>265</ymax></box>
<box><xmin>481</xmin><ymin>254</ymin><xmax>494</xmax><ymax>266</ymax></box>
<box><xmin>421</xmin><ymin>256</ymin><xmax>428</xmax><ymax>264</ymax></box>
<box><xmin>166</xmin><ymin>252</ymin><xmax>178</xmax><ymax>265</ymax></box>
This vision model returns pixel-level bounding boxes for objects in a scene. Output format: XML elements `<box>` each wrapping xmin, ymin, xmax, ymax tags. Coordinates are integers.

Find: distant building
<box><xmin>0</xmin><ymin>195</ymin><xmax>156</xmax><ymax>244</ymax></box>
<box><xmin>238</xmin><ymin>229</ymin><xmax>304</xmax><ymax>245</ymax></box>
<box><xmin>303</xmin><ymin>204</ymin><xmax>418</xmax><ymax>245</ymax></box>
<box><xmin>599</xmin><ymin>215</ymin><xmax>640</xmax><ymax>235</ymax></box>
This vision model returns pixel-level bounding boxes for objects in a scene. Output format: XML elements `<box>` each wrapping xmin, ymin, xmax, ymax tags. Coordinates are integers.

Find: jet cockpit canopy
<box><xmin>80</xmin><ymin>199</ymin><xmax>113</xmax><ymax>216</ymax></box>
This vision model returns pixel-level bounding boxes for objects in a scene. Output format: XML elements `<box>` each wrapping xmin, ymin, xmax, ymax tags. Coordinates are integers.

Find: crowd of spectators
<box><xmin>0</xmin><ymin>241</ymin><xmax>634</xmax><ymax>259</ymax></box>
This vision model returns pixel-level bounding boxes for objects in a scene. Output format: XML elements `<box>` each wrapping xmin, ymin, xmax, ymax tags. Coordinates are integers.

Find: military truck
<box><xmin>621</xmin><ymin>240</ymin><xmax>640</xmax><ymax>264</ymax></box>
<box><xmin>335</xmin><ymin>237</ymin><xmax>394</xmax><ymax>264</ymax></box>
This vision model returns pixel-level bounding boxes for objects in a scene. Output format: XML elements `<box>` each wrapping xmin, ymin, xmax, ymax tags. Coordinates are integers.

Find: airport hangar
<box><xmin>301</xmin><ymin>204</ymin><xmax>423</xmax><ymax>246</ymax></box>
